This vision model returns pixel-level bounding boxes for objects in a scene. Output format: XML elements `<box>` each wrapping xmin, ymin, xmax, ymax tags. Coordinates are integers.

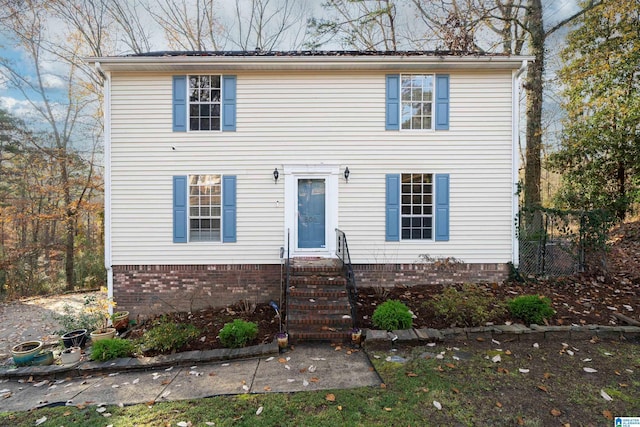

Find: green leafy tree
<box><xmin>550</xmin><ymin>0</ymin><xmax>640</xmax><ymax>219</ymax></box>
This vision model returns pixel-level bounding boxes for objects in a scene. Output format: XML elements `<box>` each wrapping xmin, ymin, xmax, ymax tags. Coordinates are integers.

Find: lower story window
<box><xmin>401</xmin><ymin>173</ymin><xmax>433</xmax><ymax>239</ymax></box>
<box><xmin>189</xmin><ymin>174</ymin><xmax>221</xmax><ymax>241</ymax></box>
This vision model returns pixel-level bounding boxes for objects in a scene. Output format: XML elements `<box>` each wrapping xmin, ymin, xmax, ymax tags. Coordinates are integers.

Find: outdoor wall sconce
<box><xmin>273</xmin><ymin>168</ymin><xmax>279</xmax><ymax>183</ymax></box>
<box><xmin>344</xmin><ymin>166</ymin><xmax>350</xmax><ymax>182</ymax></box>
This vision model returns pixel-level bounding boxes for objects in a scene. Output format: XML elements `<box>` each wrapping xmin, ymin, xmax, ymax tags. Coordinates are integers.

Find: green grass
<box><xmin>2</xmin><ymin>341</ymin><xmax>639</xmax><ymax>426</ymax></box>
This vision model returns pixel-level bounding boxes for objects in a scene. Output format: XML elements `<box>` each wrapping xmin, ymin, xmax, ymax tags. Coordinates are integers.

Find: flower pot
<box><xmin>61</xmin><ymin>329</ymin><xmax>88</xmax><ymax>348</ymax></box>
<box><xmin>112</xmin><ymin>311</ymin><xmax>130</xmax><ymax>332</ymax></box>
<box><xmin>11</xmin><ymin>341</ymin><xmax>43</xmax><ymax>366</ymax></box>
<box><xmin>90</xmin><ymin>327</ymin><xmax>116</xmax><ymax>342</ymax></box>
<box><xmin>31</xmin><ymin>350</ymin><xmax>54</xmax><ymax>366</ymax></box>
<box><xmin>276</xmin><ymin>332</ymin><xmax>288</xmax><ymax>350</ymax></box>
<box><xmin>60</xmin><ymin>346</ymin><xmax>82</xmax><ymax>364</ymax></box>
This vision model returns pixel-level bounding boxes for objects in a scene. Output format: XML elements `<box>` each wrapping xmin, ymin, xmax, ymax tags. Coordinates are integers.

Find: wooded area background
<box><xmin>0</xmin><ymin>0</ymin><xmax>638</xmax><ymax>299</ymax></box>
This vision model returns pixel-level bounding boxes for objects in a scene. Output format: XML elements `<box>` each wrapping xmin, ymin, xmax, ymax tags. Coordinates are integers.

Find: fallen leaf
<box><xmin>177</xmin><ymin>422</ymin><xmax>191</xmax><ymax>427</ymax></box>
<box><xmin>451</xmin><ymin>387</ymin><xmax>460</xmax><ymax>394</ymax></box>
<box><xmin>310</xmin><ymin>377</ymin><xmax>319</xmax><ymax>383</ymax></box>
<box><xmin>538</xmin><ymin>385</ymin><xmax>549</xmax><ymax>393</ymax></box>
<box><xmin>256</xmin><ymin>406</ymin><xmax>263</xmax><ymax>415</ymax></box>
<box><xmin>600</xmin><ymin>389</ymin><xmax>613</xmax><ymax>401</ymax></box>
<box><xmin>205</xmin><ymin>423</ymin><xmax>216</xmax><ymax>426</ymax></box>
<box><xmin>492</xmin><ymin>355</ymin><xmax>501</xmax><ymax>363</ymax></box>
<box><xmin>302</xmin><ymin>379</ymin><xmax>309</xmax><ymax>387</ymax></box>
<box><xmin>504</xmin><ymin>350</ymin><xmax>512</xmax><ymax>355</ymax></box>
<box><xmin>335</xmin><ymin>346</ymin><xmax>342</xmax><ymax>351</ymax></box>
<box><xmin>161</xmin><ymin>380</ymin><xmax>171</xmax><ymax>385</ymax></box>
<box><xmin>325</xmin><ymin>393</ymin><xmax>336</xmax><ymax>402</ymax></box>
<box><xmin>337</xmin><ymin>405</ymin><xmax>343</xmax><ymax>411</ymax></box>
<box><xmin>583</xmin><ymin>367</ymin><xmax>598</xmax><ymax>373</ymax></box>
<box><xmin>433</xmin><ymin>400</ymin><xmax>442</xmax><ymax>410</ymax></box>
<box><xmin>602</xmin><ymin>410</ymin><xmax>613</xmax><ymax>420</ymax></box>
<box><xmin>35</xmin><ymin>416</ymin><xmax>47</xmax><ymax>426</ymax></box>
<box><xmin>406</xmin><ymin>372</ymin><xmax>418</xmax><ymax>377</ymax></box>
<box><xmin>550</xmin><ymin>408</ymin><xmax>561</xmax><ymax>417</ymax></box>
<box><xmin>96</xmin><ymin>407</ymin><xmax>107</xmax><ymax>413</ymax></box>
<box><xmin>496</xmin><ymin>402</ymin><xmax>503</xmax><ymax>408</ymax></box>
<box><xmin>384</xmin><ymin>407</ymin><xmax>392</xmax><ymax>412</ymax></box>
<box><xmin>445</xmin><ymin>363</ymin><xmax>456</xmax><ymax>369</ymax></box>
<box><xmin>519</xmin><ymin>368</ymin><xmax>530</xmax><ymax>374</ymax></box>
<box><xmin>543</xmin><ymin>372</ymin><xmax>552</xmax><ymax>379</ymax></box>
<box><xmin>517</xmin><ymin>416</ymin><xmax>525</xmax><ymax>425</ymax></box>
<box><xmin>265</xmin><ymin>357</ymin><xmax>274</xmax><ymax>362</ymax></box>
<box><xmin>263</xmin><ymin>386</ymin><xmax>271</xmax><ymax>392</ymax></box>
<box><xmin>476</xmin><ymin>337</ymin><xmax>485</xmax><ymax>342</ymax></box>
<box><xmin>278</xmin><ymin>358</ymin><xmax>286</xmax><ymax>363</ymax></box>
<box><xmin>63</xmin><ymin>411</ymin><xmax>71</xmax><ymax>416</ymax></box>
<box><xmin>380</xmin><ymin>383</ymin><xmax>386</xmax><ymax>389</ymax></box>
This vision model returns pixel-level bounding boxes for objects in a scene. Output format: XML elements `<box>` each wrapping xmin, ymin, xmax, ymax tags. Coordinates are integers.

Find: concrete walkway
<box><xmin>0</xmin><ymin>343</ymin><xmax>381</xmax><ymax>412</ymax></box>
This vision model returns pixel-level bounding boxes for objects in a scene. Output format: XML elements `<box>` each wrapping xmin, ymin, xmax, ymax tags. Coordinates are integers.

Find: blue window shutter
<box><xmin>385</xmin><ymin>74</ymin><xmax>400</xmax><ymax>130</ymax></box>
<box><xmin>435</xmin><ymin>74</ymin><xmax>450</xmax><ymax>130</ymax></box>
<box><xmin>173</xmin><ymin>176</ymin><xmax>188</xmax><ymax>243</ymax></box>
<box><xmin>172</xmin><ymin>76</ymin><xmax>187</xmax><ymax>132</ymax></box>
<box><xmin>222</xmin><ymin>175</ymin><xmax>237</xmax><ymax>242</ymax></box>
<box><xmin>435</xmin><ymin>174</ymin><xmax>450</xmax><ymax>241</ymax></box>
<box><xmin>222</xmin><ymin>75</ymin><xmax>237</xmax><ymax>131</ymax></box>
<box><xmin>385</xmin><ymin>174</ymin><xmax>400</xmax><ymax>241</ymax></box>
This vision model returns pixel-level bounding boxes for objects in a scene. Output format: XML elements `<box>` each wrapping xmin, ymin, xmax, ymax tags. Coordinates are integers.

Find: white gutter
<box><xmin>97</xmin><ymin>61</ymin><xmax>114</xmax><ymax>307</ymax></box>
<box><xmin>87</xmin><ymin>54</ymin><xmax>535</xmax><ymax>73</ymax></box>
<box><xmin>512</xmin><ymin>60</ymin><xmax>528</xmax><ymax>267</ymax></box>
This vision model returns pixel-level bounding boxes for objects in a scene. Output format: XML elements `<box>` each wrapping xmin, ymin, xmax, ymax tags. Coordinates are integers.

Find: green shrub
<box><xmin>90</xmin><ymin>338</ymin><xmax>135</xmax><ymax>361</ymax></box>
<box><xmin>508</xmin><ymin>295</ymin><xmax>555</xmax><ymax>325</ymax></box>
<box><xmin>428</xmin><ymin>284</ymin><xmax>507</xmax><ymax>327</ymax></box>
<box><xmin>140</xmin><ymin>317</ymin><xmax>200</xmax><ymax>353</ymax></box>
<box><xmin>218</xmin><ymin>319</ymin><xmax>258</xmax><ymax>348</ymax></box>
<box><xmin>372</xmin><ymin>300</ymin><xmax>413</xmax><ymax>330</ymax></box>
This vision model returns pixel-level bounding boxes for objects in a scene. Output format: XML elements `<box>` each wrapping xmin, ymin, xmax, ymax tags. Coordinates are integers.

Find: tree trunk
<box><xmin>523</xmin><ymin>0</ymin><xmax>544</xmax><ymax>234</ymax></box>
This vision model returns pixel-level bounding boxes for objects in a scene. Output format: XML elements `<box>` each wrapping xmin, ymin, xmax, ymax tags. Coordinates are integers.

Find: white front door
<box><xmin>284</xmin><ymin>165</ymin><xmax>338</xmax><ymax>257</ymax></box>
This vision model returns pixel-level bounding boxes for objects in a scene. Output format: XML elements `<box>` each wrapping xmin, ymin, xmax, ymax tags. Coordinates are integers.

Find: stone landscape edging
<box><xmin>0</xmin><ymin>340</ymin><xmax>279</xmax><ymax>380</ymax></box>
<box><xmin>363</xmin><ymin>323</ymin><xmax>640</xmax><ymax>349</ymax></box>
<box><xmin>2</xmin><ymin>324</ymin><xmax>639</xmax><ymax>380</ymax></box>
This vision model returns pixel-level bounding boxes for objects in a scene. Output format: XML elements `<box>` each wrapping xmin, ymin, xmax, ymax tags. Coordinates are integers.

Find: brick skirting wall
<box><xmin>353</xmin><ymin>262</ymin><xmax>509</xmax><ymax>287</ymax></box>
<box><xmin>113</xmin><ymin>264</ymin><xmax>282</xmax><ymax>318</ymax></box>
<box><xmin>113</xmin><ymin>262</ymin><xmax>509</xmax><ymax>318</ymax></box>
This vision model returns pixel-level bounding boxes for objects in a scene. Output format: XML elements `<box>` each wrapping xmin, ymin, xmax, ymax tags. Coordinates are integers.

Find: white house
<box><xmin>89</xmin><ymin>51</ymin><xmax>529</xmax><ymax>319</ymax></box>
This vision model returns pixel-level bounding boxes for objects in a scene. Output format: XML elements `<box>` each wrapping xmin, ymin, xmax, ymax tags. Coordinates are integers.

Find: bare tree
<box><xmin>104</xmin><ymin>0</ymin><xmax>154</xmax><ymax>54</ymax></box>
<box><xmin>306</xmin><ymin>0</ymin><xmax>398</xmax><ymax>51</ymax></box>
<box><xmin>228</xmin><ymin>0</ymin><xmax>308</xmax><ymax>51</ymax></box>
<box><xmin>145</xmin><ymin>0</ymin><xmax>222</xmax><ymax>51</ymax></box>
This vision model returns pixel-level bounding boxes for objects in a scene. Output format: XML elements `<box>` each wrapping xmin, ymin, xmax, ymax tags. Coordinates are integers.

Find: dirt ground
<box><xmin>0</xmin><ymin>292</ymin><xmax>97</xmax><ymax>360</ymax></box>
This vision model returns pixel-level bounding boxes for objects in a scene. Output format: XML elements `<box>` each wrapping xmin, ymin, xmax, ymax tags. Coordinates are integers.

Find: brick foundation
<box><xmin>353</xmin><ymin>262</ymin><xmax>509</xmax><ymax>287</ymax></box>
<box><xmin>112</xmin><ymin>262</ymin><xmax>509</xmax><ymax>318</ymax></box>
<box><xmin>112</xmin><ymin>264</ymin><xmax>283</xmax><ymax>318</ymax></box>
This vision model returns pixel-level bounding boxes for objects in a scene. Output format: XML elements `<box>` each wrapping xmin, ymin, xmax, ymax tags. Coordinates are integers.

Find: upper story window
<box><xmin>401</xmin><ymin>173</ymin><xmax>433</xmax><ymax>239</ymax></box>
<box><xmin>189</xmin><ymin>75</ymin><xmax>221</xmax><ymax>131</ymax></box>
<box><xmin>189</xmin><ymin>174</ymin><xmax>221</xmax><ymax>241</ymax></box>
<box><xmin>401</xmin><ymin>74</ymin><xmax>434</xmax><ymax>130</ymax></box>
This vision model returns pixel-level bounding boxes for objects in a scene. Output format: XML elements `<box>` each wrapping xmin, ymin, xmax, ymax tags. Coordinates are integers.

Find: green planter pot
<box><xmin>31</xmin><ymin>350</ymin><xmax>54</xmax><ymax>366</ymax></box>
<box><xmin>11</xmin><ymin>341</ymin><xmax>43</xmax><ymax>366</ymax></box>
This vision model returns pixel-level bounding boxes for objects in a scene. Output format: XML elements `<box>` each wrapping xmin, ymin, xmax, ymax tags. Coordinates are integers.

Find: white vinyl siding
<box><xmin>109</xmin><ymin>70</ymin><xmax>514</xmax><ymax>265</ymax></box>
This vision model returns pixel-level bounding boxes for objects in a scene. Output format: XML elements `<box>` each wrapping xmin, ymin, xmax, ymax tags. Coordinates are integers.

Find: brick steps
<box><xmin>286</xmin><ymin>258</ymin><xmax>353</xmax><ymax>343</ymax></box>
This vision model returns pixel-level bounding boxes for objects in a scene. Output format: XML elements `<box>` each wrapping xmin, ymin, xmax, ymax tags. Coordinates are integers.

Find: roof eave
<box><xmin>86</xmin><ymin>55</ymin><xmax>534</xmax><ymax>72</ymax></box>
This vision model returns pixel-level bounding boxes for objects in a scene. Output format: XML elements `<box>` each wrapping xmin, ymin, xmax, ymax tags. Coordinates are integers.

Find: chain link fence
<box><xmin>517</xmin><ymin>208</ymin><xmax>612</xmax><ymax>277</ymax></box>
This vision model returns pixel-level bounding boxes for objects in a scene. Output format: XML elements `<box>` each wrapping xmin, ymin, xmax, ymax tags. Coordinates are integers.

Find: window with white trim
<box><xmin>401</xmin><ymin>74</ymin><xmax>434</xmax><ymax>130</ymax></box>
<box><xmin>189</xmin><ymin>75</ymin><xmax>221</xmax><ymax>131</ymax></box>
<box><xmin>401</xmin><ymin>173</ymin><xmax>433</xmax><ymax>239</ymax></box>
<box><xmin>189</xmin><ymin>174</ymin><xmax>221</xmax><ymax>241</ymax></box>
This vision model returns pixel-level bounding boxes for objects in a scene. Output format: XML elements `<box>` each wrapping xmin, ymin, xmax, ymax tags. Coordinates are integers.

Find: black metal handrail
<box><xmin>335</xmin><ymin>228</ymin><xmax>357</xmax><ymax>329</ymax></box>
<box><xmin>285</xmin><ymin>228</ymin><xmax>291</xmax><ymax>334</ymax></box>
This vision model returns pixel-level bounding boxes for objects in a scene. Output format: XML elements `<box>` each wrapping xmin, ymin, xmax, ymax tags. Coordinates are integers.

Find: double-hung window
<box><xmin>401</xmin><ymin>75</ymin><xmax>434</xmax><ymax>130</ymax></box>
<box><xmin>189</xmin><ymin>174</ymin><xmax>221</xmax><ymax>241</ymax></box>
<box><xmin>386</xmin><ymin>173</ymin><xmax>449</xmax><ymax>242</ymax></box>
<box><xmin>189</xmin><ymin>76</ymin><xmax>221</xmax><ymax>131</ymax></box>
<box><xmin>173</xmin><ymin>174</ymin><xmax>236</xmax><ymax>243</ymax></box>
<box><xmin>401</xmin><ymin>173</ymin><xmax>433</xmax><ymax>239</ymax></box>
<box><xmin>386</xmin><ymin>73</ymin><xmax>449</xmax><ymax>131</ymax></box>
<box><xmin>173</xmin><ymin>75</ymin><xmax>236</xmax><ymax>132</ymax></box>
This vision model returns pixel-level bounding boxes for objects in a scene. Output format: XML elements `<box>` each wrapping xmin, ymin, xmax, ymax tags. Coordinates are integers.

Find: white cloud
<box><xmin>0</xmin><ymin>96</ymin><xmax>41</xmax><ymax>120</ymax></box>
<box><xmin>41</xmin><ymin>73</ymin><xmax>66</xmax><ymax>89</ymax></box>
